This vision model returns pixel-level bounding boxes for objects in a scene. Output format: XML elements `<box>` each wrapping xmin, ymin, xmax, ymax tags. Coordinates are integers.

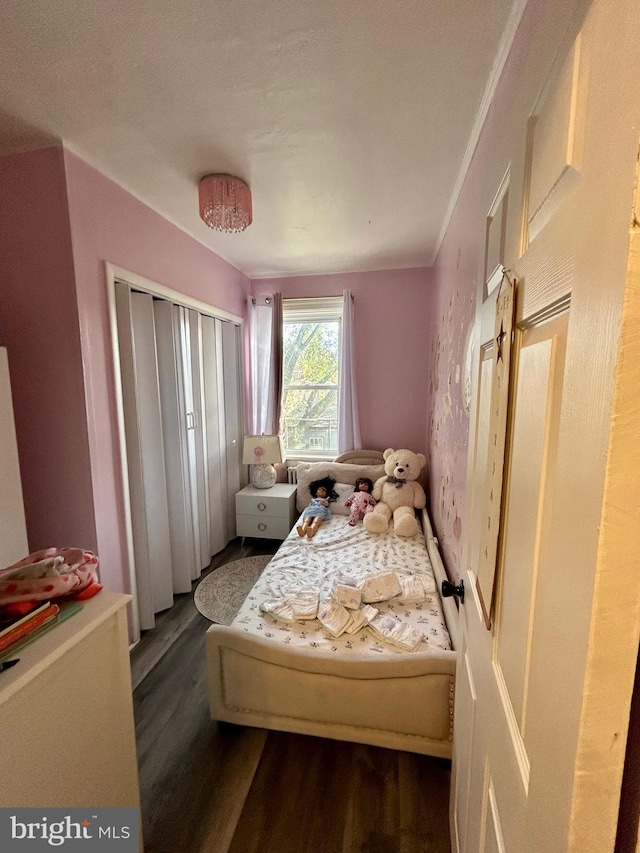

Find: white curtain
<box><xmin>249</xmin><ymin>293</ymin><xmax>283</xmax><ymax>434</ymax></box>
<box><xmin>338</xmin><ymin>289</ymin><xmax>361</xmax><ymax>453</ymax></box>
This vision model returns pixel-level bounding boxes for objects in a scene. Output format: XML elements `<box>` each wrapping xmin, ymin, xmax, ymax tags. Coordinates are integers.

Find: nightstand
<box><xmin>235</xmin><ymin>482</ymin><xmax>298</xmax><ymax>541</ymax></box>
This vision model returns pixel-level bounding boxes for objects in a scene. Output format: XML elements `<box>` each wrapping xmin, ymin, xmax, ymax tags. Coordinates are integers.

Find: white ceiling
<box><xmin>0</xmin><ymin>0</ymin><xmax>523</xmax><ymax>278</ymax></box>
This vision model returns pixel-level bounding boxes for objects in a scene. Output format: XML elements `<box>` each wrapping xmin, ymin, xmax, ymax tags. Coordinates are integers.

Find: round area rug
<box><xmin>194</xmin><ymin>555</ymin><xmax>272</xmax><ymax>624</ymax></box>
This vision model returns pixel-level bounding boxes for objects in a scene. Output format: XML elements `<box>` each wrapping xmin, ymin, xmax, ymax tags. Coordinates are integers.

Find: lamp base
<box><xmin>251</xmin><ymin>463</ymin><xmax>277</xmax><ymax>489</ymax></box>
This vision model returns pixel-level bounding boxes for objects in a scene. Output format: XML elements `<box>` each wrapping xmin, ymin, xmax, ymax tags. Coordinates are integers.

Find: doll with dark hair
<box><xmin>344</xmin><ymin>477</ymin><xmax>376</xmax><ymax>526</ymax></box>
<box><xmin>296</xmin><ymin>476</ymin><xmax>338</xmax><ymax>538</ymax></box>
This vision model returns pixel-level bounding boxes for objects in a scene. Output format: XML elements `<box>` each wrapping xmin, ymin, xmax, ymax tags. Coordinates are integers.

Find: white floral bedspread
<box><xmin>232</xmin><ymin>515</ymin><xmax>452</xmax><ymax>655</ymax></box>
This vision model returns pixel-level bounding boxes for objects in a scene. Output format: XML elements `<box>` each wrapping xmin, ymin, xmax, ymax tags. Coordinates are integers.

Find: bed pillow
<box><xmin>331</xmin><ymin>483</ymin><xmax>355</xmax><ymax>516</ymax></box>
<box><xmin>296</xmin><ymin>461</ymin><xmax>386</xmax><ymax>513</ymax></box>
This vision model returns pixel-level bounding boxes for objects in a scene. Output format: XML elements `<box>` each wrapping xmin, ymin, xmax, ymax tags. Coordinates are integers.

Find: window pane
<box><xmin>281</xmin><ymin>315</ymin><xmax>341</xmax><ymax>456</ymax></box>
<box><xmin>281</xmin><ymin>388</ymin><xmax>338</xmax><ymax>454</ymax></box>
<box><xmin>283</xmin><ymin>322</ymin><xmax>339</xmax><ymax>386</ymax></box>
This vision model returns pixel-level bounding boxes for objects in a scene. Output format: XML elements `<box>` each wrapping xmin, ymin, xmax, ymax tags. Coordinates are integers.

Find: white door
<box><xmin>176</xmin><ymin>306</ymin><xmax>202</xmax><ymax>573</ymax></box>
<box><xmin>153</xmin><ymin>299</ymin><xmax>199</xmax><ymax>593</ymax></box>
<box><xmin>186</xmin><ymin>308</ymin><xmax>212</xmax><ymax>570</ymax></box>
<box><xmin>201</xmin><ymin>315</ymin><xmax>228</xmax><ymax>555</ymax></box>
<box><xmin>221</xmin><ymin>321</ymin><xmax>243</xmax><ymax>539</ymax></box>
<box><xmin>451</xmin><ymin>1</ymin><xmax>640</xmax><ymax>851</ymax></box>
<box><xmin>114</xmin><ymin>286</ymin><xmax>173</xmax><ymax>630</ymax></box>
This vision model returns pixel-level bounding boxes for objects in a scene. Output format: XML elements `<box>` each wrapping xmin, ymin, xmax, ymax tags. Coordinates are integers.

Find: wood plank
<box><xmin>399</xmin><ymin>752</ymin><xmax>452</xmax><ymax>853</ymax></box>
<box><xmin>341</xmin><ymin>742</ymin><xmax>400</xmax><ymax>852</ymax></box>
<box><xmin>198</xmin><ymin>726</ymin><xmax>268</xmax><ymax>853</ymax></box>
<box><xmin>130</xmin><ymin>590</ymin><xmax>200</xmax><ymax>689</ymax></box>
<box><xmin>134</xmin><ymin>611</ymin><xmax>266</xmax><ymax>852</ymax></box>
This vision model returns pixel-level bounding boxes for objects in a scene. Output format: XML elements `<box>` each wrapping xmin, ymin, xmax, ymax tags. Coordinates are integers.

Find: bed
<box><xmin>206</xmin><ymin>458</ymin><xmax>459</xmax><ymax>758</ymax></box>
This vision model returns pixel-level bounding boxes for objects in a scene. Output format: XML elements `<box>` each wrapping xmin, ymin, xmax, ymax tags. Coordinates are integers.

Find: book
<box><xmin>0</xmin><ymin>602</ymin><xmax>60</xmax><ymax>653</ymax></box>
<box><xmin>0</xmin><ymin>601</ymin><xmax>83</xmax><ymax>663</ymax></box>
<box><xmin>0</xmin><ymin>600</ymin><xmax>52</xmax><ymax>639</ymax></box>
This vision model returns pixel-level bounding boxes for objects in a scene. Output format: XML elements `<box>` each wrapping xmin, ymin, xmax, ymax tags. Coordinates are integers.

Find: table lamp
<box><xmin>242</xmin><ymin>434</ymin><xmax>285</xmax><ymax>489</ymax></box>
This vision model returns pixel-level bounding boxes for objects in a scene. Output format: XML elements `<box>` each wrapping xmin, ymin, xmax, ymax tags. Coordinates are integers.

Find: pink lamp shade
<box><xmin>198</xmin><ymin>174</ymin><xmax>252</xmax><ymax>232</ymax></box>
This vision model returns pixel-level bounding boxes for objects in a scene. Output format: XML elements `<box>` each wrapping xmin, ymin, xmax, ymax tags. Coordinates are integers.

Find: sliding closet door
<box><xmin>201</xmin><ymin>316</ymin><xmax>228</xmax><ymax>554</ymax></box>
<box><xmin>153</xmin><ymin>300</ymin><xmax>198</xmax><ymax>593</ymax></box>
<box><xmin>115</xmin><ymin>277</ymin><xmax>245</xmax><ymax>634</ymax></box>
<box><xmin>221</xmin><ymin>321</ymin><xmax>243</xmax><ymax>538</ymax></box>
<box><xmin>173</xmin><ymin>306</ymin><xmax>204</xmax><ymax>577</ymax></box>
<box><xmin>115</xmin><ymin>285</ymin><xmax>173</xmax><ymax>630</ymax></box>
<box><xmin>185</xmin><ymin>309</ymin><xmax>211</xmax><ymax>571</ymax></box>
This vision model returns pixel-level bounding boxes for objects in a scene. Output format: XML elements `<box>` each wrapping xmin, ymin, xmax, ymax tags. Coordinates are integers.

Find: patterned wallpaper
<box><xmin>426</xmin><ymin>261</ymin><xmax>476</xmax><ymax>582</ymax></box>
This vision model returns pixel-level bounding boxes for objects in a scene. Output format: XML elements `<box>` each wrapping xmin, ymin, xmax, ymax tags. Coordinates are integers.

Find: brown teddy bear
<box><xmin>363</xmin><ymin>448</ymin><xmax>426</xmax><ymax>537</ymax></box>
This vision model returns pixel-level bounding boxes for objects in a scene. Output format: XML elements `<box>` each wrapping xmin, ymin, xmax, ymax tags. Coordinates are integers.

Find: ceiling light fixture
<box><xmin>198</xmin><ymin>173</ymin><xmax>252</xmax><ymax>233</ymax></box>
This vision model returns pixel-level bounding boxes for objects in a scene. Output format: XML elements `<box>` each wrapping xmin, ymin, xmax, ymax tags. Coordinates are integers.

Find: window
<box><xmin>281</xmin><ymin>297</ymin><xmax>342</xmax><ymax>458</ymax></box>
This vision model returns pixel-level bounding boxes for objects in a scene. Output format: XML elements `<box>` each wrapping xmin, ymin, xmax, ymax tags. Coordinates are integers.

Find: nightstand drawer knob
<box><xmin>257</xmin><ymin>523</ymin><xmax>267</xmax><ymax>532</ymax></box>
<box><xmin>257</xmin><ymin>502</ymin><xmax>267</xmax><ymax>511</ymax></box>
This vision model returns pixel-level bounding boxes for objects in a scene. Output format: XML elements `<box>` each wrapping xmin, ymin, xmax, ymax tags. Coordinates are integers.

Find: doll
<box><xmin>344</xmin><ymin>477</ymin><xmax>376</xmax><ymax>526</ymax></box>
<box><xmin>297</xmin><ymin>477</ymin><xmax>338</xmax><ymax>538</ymax></box>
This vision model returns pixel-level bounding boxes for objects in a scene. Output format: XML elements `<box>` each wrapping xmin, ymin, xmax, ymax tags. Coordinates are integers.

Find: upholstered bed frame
<box><xmin>206</xmin><ymin>458</ymin><xmax>459</xmax><ymax>758</ymax></box>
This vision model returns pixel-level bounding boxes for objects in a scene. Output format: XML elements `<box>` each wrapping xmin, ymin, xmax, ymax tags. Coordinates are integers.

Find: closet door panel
<box><xmin>221</xmin><ymin>321</ymin><xmax>242</xmax><ymax>538</ymax></box>
<box><xmin>187</xmin><ymin>309</ymin><xmax>212</xmax><ymax>569</ymax></box>
<box><xmin>177</xmin><ymin>309</ymin><xmax>199</xmax><ymax>555</ymax></box>
<box><xmin>115</xmin><ymin>286</ymin><xmax>173</xmax><ymax>629</ymax></box>
<box><xmin>115</xmin><ymin>284</ymin><xmax>151</xmax><ymax>629</ymax></box>
<box><xmin>129</xmin><ymin>293</ymin><xmax>174</xmax><ymax>616</ymax></box>
<box><xmin>215</xmin><ymin>320</ymin><xmax>231</xmax><ymax>543</ymax></box>
<box><xmin>177</xmin><ymin>307</ymin><xmax>205</xmax><ymax>577</ymax></box>
<box><xmin>201</xmin><ymin>316</ymin><xmax>227</xmax><ymax>555</ymax></box>
<box><xmin>153</xmin><ymin>300</ymin><xmax>197</xmax><ymax>593</ymax></box>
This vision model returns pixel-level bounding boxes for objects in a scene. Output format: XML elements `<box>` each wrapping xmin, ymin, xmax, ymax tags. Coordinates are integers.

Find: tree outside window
<box><xmin>281</xmin><ymin>299</ymin><xmax>342</xmax><ymax>457</ymax></box>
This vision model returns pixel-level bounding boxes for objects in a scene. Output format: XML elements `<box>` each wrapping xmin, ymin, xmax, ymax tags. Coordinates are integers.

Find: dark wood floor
<box><xmin>131</xmin><ymin>538</ymin><xmax>452</xmax><ymax>853</ymax></box>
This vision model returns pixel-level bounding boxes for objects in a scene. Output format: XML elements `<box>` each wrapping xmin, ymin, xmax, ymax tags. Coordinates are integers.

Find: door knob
<box><xmin>441</xmin><ymin>578</ymin><xmax>465</xmax><ymax>604</ymax></box>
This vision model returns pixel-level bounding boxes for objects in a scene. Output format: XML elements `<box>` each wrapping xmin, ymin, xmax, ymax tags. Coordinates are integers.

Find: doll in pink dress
<box><xmin>344</xmin><ymin>477</ymin><xmax>376</xmax><ymax>526</ymax></box>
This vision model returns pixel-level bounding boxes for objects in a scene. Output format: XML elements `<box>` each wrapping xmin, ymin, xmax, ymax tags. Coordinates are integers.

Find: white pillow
<box><xmin>296</xmin><ymin>461</ymin><xmax>386</xmax><ymax>513</ymax></box>
<box><xmin>332</xmin><ymin>483</ymin><xmax>355</xmax><ymax>516</ymax></box>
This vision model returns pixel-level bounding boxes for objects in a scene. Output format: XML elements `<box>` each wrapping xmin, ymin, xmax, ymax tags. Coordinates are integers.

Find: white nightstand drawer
<box><xmin>236</xmin><ymin>513</ymin><xmax>292</xmax><ymax>540</ymax></box>
<box><xmin>235</xmin><ymin>484</ymin><xmax>296</xmax><ymax>520</ymax></box>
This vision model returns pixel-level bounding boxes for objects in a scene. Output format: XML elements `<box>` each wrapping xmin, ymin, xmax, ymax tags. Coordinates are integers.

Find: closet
<box><xmin>114</xmin><ymin>279</ymin><xmax>243</xmax><ymax>636</ymax></box>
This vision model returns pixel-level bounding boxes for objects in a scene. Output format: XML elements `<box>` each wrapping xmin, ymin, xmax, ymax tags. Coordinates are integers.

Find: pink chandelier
<box><xmin>198</xmin><ymin>173</ymin><xmax>252</xmax><ymax>233</ymax></box>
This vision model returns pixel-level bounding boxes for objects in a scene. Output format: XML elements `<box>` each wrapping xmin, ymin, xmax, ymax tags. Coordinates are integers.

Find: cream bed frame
<box><xmin>206</xmin><ymin>507</ymin><xmax>459</xmax><ymax>758</ymax></box>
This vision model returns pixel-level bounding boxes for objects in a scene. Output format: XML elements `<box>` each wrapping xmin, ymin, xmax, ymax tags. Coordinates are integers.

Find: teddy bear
<box><xmin>363</xmin><ymin>448</ymin><xmax>427</xmax><ymax>537</ymax></box>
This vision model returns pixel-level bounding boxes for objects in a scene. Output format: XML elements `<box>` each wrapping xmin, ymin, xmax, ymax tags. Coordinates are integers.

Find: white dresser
<box><xmin>0</xmin><ymin>592</ymin><xmax>141</xmax><ymax>812</ymax></box>
<box><xmin>0</xmin><ymin>348</ymin><xmax>142</xmax><ymax>846</ymax></box>
<box><xmin>235</xmin><ymin>482</ymin><xmax>298</xmax><ymax>540</ymax></box>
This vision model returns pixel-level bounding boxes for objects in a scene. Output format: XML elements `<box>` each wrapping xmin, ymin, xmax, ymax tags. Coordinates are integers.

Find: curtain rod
<box><xmin>250</xmin><ymin>293</ymin><xmax>354</xmax><ymax>305</ymax></box>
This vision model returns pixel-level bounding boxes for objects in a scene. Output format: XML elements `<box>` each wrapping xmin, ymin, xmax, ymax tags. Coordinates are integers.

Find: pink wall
<box><xmin>0</xmin><ymin>148</ymin><xmax>430</xmax><ymax>595</ymax></box>
<box><xmin>63</xmin><ymin>150</ymin><xmax>251</xmax><ymax>595</ymax></box>
<box><xmin>251</xmin><ymin>269</ymin><xmax>433</xmax><ymax>454</ymax></box>
<box><xmin>424</xmin><ymin>1</ymin><xmax>556</xmax><ymax>578</ymax></box>
<box><xmin>0</xmin><ymin>147</ymin><xmax>97</xmax><ymax>552</ymax></box>
<box><xmin>0</xmin><ymin>146</ymin><xmax>250</xmax><ymax>596</ymax></box>
<box><xmin>425</xmin><ymin>180</ymin><xmax>480</xmax><ymax>578</ymax></box>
